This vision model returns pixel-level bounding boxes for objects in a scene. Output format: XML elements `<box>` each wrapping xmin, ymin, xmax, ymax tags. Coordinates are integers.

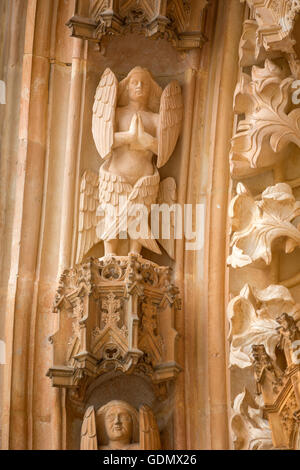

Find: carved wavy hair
<box><xmin>96</xmin><ymin>400</ymin><xmax>139</xmax><ymax>445</ymax></box>
<box><xmin>118</xmin><ymin>67</ymin><xmax>162</xmax><ymax>113</ymax></box>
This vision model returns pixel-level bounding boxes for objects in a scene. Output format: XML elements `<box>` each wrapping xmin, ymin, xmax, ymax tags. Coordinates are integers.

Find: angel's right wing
<box><xmin>92</xmin><ymin>68</ymin><xmax>118</xmax><ymax>160</ymax></box>
<box><xmin>157</xmin><ymin>80</ymin><xmax>183</xmax><ymax>169</ymax></box>
<box><xmin>76</xmin><ymin>170</ymin><xmax>99</xmax><ymax>264</ymax></box>
<box><xmin>139</xmin><ymin>405</ymin><xmax>161</xmax><ymax>450</ymax></box>
<box><xmin>80</xmin><ymin>406</ymin><xmax>98</xmax><ymax>450</ymax></box>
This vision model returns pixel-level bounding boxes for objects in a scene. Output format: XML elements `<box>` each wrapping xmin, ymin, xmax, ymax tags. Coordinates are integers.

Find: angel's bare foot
<box><xmin>104</xmin><ymin>240</ymin><xmax>119</xmax><ymax>256</ymax></box>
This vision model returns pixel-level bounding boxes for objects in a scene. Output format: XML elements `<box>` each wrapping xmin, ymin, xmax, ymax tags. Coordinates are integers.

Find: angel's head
<box><xmin>97</xmin><ymin>400</ymin><xmax>139</xmax><ymax>446</ymax></box>
<box><xmin>118</xmin><ymin>67</ymin><xmax>162</xmax><ymax>112</ymax></box>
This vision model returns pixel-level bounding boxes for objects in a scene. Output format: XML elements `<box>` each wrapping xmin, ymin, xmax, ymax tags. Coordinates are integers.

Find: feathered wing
<box><xmin>92</xmin><ymin>68</ymin><xmax>118</xmax><ymax>160</ymax></box>
<box><xmin>157</xmin><ymin>177</ymin><xmax>177</xmax><ymax>260</ymax></box>
<box><xmin>76</xmin><ymin>170</ymin><xmax>99</xmax><ymax>264</ymax></box>
<box><xmin>139</xmin><ymin>405</ymin><xmax>161</xmax><ymax>450</ymax></box>
<box><xmin>80</xmin><ymin>406</ymin><xmax>98</xmax><ymax>450</ymax></box>
<box><xmin>157</xmin><ymin>80</ymin><xmax>183</xmax><ymax>169</ymax></box>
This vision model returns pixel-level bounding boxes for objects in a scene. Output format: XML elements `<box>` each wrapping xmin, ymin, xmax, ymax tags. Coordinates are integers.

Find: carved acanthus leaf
<box><xmin>231</xmin><ymin>60</ymin><xmax>300</xmax><ymax>177</ymax></box>
<box><xmin>231</xmin><ymin>388</ymin><xmax>273</xmax><ymax>450</ymax></box>
<box><xmin>227</xmin><ymin>283</ymin><xmax>300</xmax><ymax>368</ymax></box>
<box><xmin>239</xmin><ymin>20</ymin><xmax>269</xmax><ymax>67</ymax></box>
<box><xmin>241</xmin><ymin>0</ymin><xmax>300</xmax><ymax>55</ymax></box>
<box><xmin>228</xmin><ymin>182</ymin><xmax>300</xmax><ymax>268</ymax></box>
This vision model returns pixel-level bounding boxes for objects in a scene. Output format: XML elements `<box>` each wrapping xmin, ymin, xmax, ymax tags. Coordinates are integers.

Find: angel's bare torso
<box><xmin>108</xmin><ymin>105</ymin><xmax>159</xmax><ymax>185</ymax></box>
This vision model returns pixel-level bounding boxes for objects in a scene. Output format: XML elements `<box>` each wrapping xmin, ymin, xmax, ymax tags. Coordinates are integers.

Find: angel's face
<box><xmin>105</xmin><ymin>405</ymin><xmax>133</xmax><ymax>442</ymax></box>
<box><xmin>128</xmin><ymin>71</ymin><xmax>150</xmax><ymax>105</ymax></box>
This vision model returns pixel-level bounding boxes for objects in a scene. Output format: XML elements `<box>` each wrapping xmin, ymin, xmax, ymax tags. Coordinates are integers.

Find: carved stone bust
<box><xmin>80</xmin><ymin>400</ymin><xmax>161</xmax><ymax>450</ymax></box>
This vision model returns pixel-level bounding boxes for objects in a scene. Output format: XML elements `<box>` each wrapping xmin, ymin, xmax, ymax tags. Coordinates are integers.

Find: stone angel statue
<box><xmin>76</xmin><ymin>66</ymin><xmax>183</xmax><ymax>263</ymax></box>
<box><xmin>80</xmin><ymin>400</ymin><xmax>161</xmax><ymax>450</ymax></box>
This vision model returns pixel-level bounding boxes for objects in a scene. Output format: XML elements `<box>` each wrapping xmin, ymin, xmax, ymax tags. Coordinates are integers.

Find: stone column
<box><xmin>0</xmin><ymin>0</ymin><xmax>28</xmax><ymax>448</ymax></box>
<box><xmin>1</xmin><ymin>0</ymin><xmax>55</xmax><ymax>450</ymax></box>
<box><xmin>205</xmin><ymin>0</ymin><xmax>244</xmax><ymax>450</ymax></box>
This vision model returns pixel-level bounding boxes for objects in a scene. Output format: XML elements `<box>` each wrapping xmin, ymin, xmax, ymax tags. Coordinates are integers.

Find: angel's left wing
<box><xmin>157</xmin><ymin>81</ymin><xmax>183</xmax><ymax>169</ymax></box>
<box><xmin>92</xmin><ymin>68</ymin><xmax>118</xmax><ymax>160</ymax></box>
<box><xmin>80</xmin><ymin>406</ymin><xmax>98</xmax><ymax>450</ymax></box>
<box><xmin>157</xmin><ymin>177</ymin><xmax>177</xmax><ymax>260</ymax></box>
<box><xmin>139</xmin><ymin>405</ymin><xmax>161</xmax><ymax>450</ymax></box>
<box><xmin>76</xmin><ymin>170</ymin><xmax>99</xmax><ymax>264</ymax></box>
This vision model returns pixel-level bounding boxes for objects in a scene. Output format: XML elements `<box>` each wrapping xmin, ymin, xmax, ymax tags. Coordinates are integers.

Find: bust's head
<box><xmin>97</xmin><ymin>400</ymin><xmax>139</xmax><ymax>448</ymax></box>
<box><xmin>104</xmin><ymin>403</ymin><xmax>133</xmax><ymax>443</ymax></box>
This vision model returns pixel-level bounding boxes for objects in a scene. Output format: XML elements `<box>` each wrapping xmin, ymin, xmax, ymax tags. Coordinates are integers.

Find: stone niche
<box><xmin>67</xmin><ymin>373</ymin><xmax>176</xmax><ymax>450</ymax></box>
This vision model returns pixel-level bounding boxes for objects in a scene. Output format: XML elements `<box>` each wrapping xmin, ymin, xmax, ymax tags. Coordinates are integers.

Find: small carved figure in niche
<box><xmin>80</xmin><ymin>400</ymin><xmax>161</xmax><ymax>450</ymax></box>
<box><xmin>76</xmin><ymin>67</ymin><xmax>183</xmax><ymax>262</ymax></box>
<box><xmin>252</xmin><ymin>344</ymin><xmax>283</xmax><ymax>395</ymax></box>
<box><xmin>276</xmin><ymin>313</ymin><xmax>300</xmax><ymax>367</ymax></box>
<box><xmin>276</xmin><ymin>313</ymin><xmax>299</xmax><ymax>344</ymax></box>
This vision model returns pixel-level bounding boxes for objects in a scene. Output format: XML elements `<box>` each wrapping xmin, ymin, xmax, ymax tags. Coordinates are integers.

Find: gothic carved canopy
<box><xmin>67</xmin><ymin>0</ymin><xmax>208</xmax><ymax>50</ymax></box>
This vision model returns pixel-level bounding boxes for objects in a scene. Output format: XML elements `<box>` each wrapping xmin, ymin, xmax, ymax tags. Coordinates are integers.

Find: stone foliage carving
<box><xmin>231</xmin><ymin>388</ymin><xmax>273</xmax><ymax>450</ymax></box>
<box><xmin>81</xmin><ymin>400</ymin><xmax>161</xmax><ymax>450</ymax></box>
<box><xmin>241</xmin><ymin>0</ymin><xmax>300</xmax><ymax>55</ymax></box>
<box><xmin>251</xmin><ymin>316</ymin><xmax>300</xmax><ymax>449</ymax></box>
<box><xmin>228</xmin><ymin>280</ymin><xmax>300</xmax><ymax>448</ymax></box>
<box><xmin>47</xmin><ymin>254</ymin><xmax>181</xmax><ymax>399</ymax></box>
<box><xmin>239</xmin><ymin>20</ymin><xmax>268</xmax><ymax>67</ymax></box>
<box><xmin>76</xmin><ymin>66</ymin><xmax>183</xmax><ymax>262</ymax></box>
<box><xmin>227</xmin><ymin>182</ymin><xmax>300</xmax><ymax>268</ymax></box>
<box><xmin>227</xmin><ymin>283</ymin><xmax>300</xmax><ymax>368</ymax></box>
<box><xmin>67</xmin><ymin>0</ymin><xmax>208</xmax><ymax>51</ymax></box>
<box><xmin>230</xmin><ymin>60</ymin><xmax>300</xmax><ymax>177</ymax></box>
<box><xmin>229</xmin><ymin>0</ymin><xmax>300</xmax><ymax>452</ymax></box>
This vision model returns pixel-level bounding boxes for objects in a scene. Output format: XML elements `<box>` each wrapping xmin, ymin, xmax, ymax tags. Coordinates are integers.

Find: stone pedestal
<box><xmin>47</xmin><ymin>254</ymin><xmax>181</xmax><ymax>402</ymax></box>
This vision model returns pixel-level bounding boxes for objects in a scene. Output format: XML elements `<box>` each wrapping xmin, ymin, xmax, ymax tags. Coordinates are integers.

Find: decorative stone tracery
<box><xmin>47</xmin><ymin>254</ymin><xmax>181</xmax><ymax>401</ymax></box>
